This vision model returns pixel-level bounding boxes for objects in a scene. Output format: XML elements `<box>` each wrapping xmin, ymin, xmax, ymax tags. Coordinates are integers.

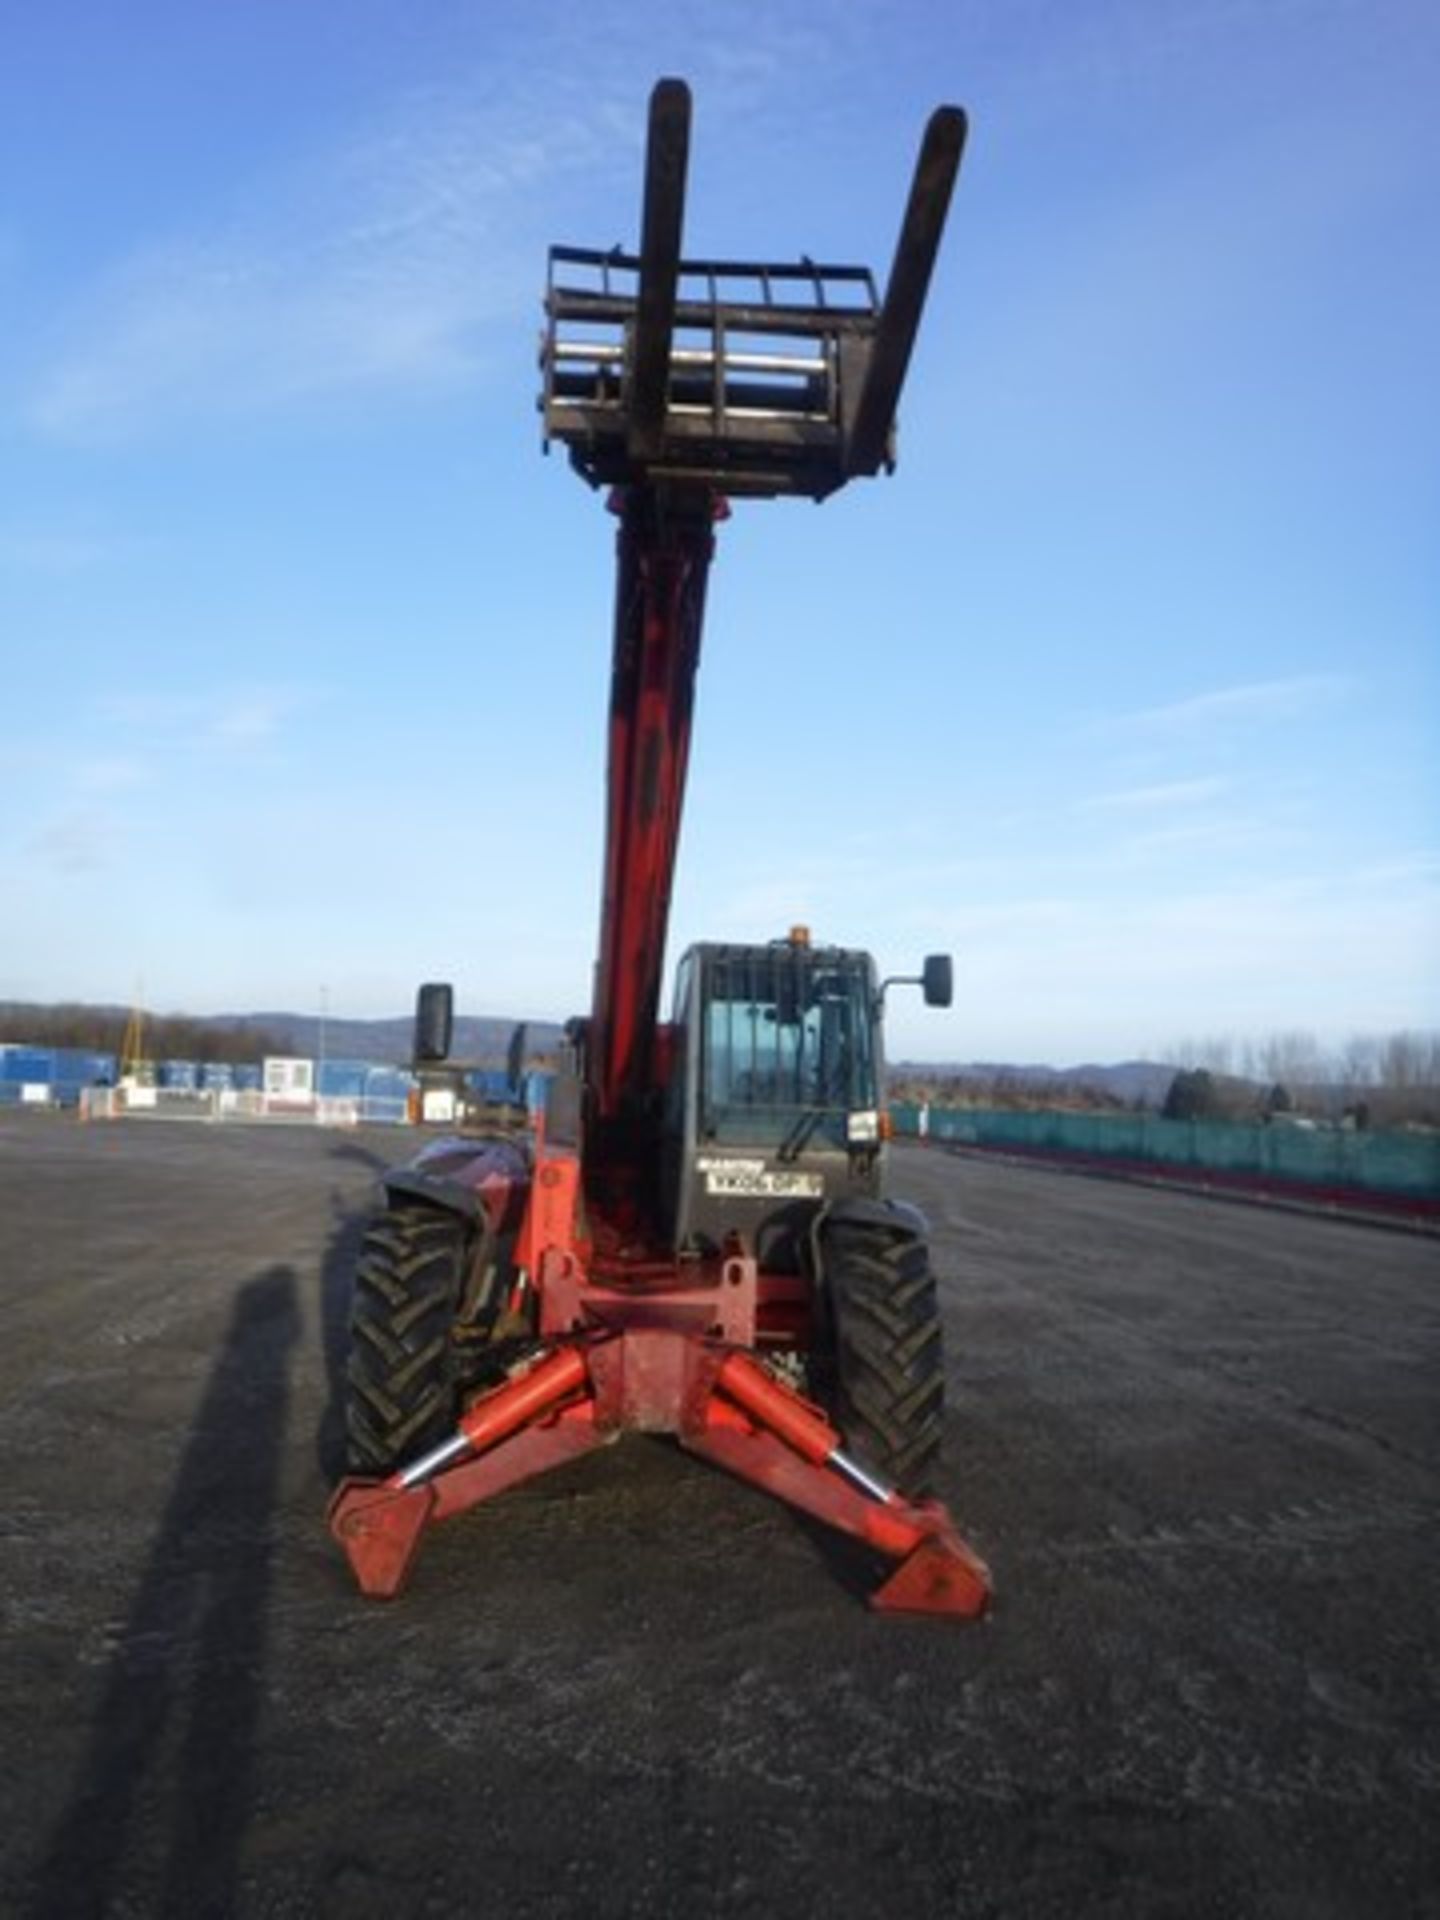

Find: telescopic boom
<box><xmin>539</xmin><ymin>80</ymin><xmax>967</xmax><ymax>1150</ymax></box>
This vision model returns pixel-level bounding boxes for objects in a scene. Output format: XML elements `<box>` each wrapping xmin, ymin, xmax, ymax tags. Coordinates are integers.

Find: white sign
<box><xmin>264</xmin><ymin>1056</ymin><xmax>315</xmax><ymax>1098</ymax></box>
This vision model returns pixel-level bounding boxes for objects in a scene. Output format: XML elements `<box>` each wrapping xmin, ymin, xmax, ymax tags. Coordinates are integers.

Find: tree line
<box><xmin>1162</xmin><ymin>1030</ymin><xmax>1439</xmax><ymax>1128</ymax></box>
<box><xmin>0</xmin><ymin>1002</ymin><xmax>290</xmax><ymax>1066</ymax></box>
<box><xmin>1165</xmin><ymin>1029</ymin><xmax>1440</xmax><ymax>1096</ymax></box>
<box><xmin>890</xmin><ymin>1028</ymin><xmax>1439</xmax><ymax>1130</ymax></box>
<box><xmin>888</xmin><ymin>1067</ymin><xmax>1135</xmax><ymax>1113</ymax></box>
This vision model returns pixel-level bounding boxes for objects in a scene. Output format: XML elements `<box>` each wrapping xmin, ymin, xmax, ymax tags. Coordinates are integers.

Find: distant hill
<box><xmin>230</xmin><ymin>1011</ymin><xmax>567</xmax><ymax>1068</ymax></box>
<box><xmin>4</xmin><ymin>997</ymin><xmax>1175</xmax><ymax>1098</ymax></box>
<box><xmin>0</xmin><ymin>1001</ymin><xmax>565</xmax><ymax>1069</ymax></box>
<box><xmin>889</xmin><ymin>1058</ymin><xmax>1177</xmax><ymax>1109</ymax></box>
<box><xmin>229</xmin><ymin>1033</ymin><xmax>1174</xmax><ymax>1102</ymax></box>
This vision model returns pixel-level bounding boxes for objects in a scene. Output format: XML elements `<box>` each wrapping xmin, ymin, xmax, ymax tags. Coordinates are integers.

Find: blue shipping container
<box><xmin>316</xmin><ymin>1059</ymin><xmax>370</xmax><ymax>1098</ymax></box>
<box><xmin>365</xmin><ymin>1067</ymin><xmax>416</xmax><ymax>1102</ymax></box>
<box><xmin>53</xmin><ymin>1049</ymin><xmax>116</xmax><ymax>1086</ymax></box>
<box><xmin>0</xmin><ymin>1046</ymin><xmax>54</xmax><ymax>1083</ymax></box>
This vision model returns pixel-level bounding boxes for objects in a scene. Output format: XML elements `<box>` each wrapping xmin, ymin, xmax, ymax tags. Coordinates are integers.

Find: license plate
<box><xmin>701</xmin><ymin>1163</ymin><xmax>823</xmax><ymax>1199</ymax></box>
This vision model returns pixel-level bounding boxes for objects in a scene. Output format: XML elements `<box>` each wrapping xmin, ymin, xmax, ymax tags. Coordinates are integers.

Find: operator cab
<box><xmin>664</xmin><ymin>928</ymin><xmax>950</xmax><ymax>1271</ymax></box>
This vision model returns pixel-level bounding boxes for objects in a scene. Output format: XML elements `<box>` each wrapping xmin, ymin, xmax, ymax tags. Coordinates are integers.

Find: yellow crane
<box><xmin>119</xmin><ymin>984</ymin><xmax>149</xmax><ymax>1084</ymax></box>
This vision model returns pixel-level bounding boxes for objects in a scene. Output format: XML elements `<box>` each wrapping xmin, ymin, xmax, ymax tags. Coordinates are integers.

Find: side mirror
<box><xmin>922</xmin><ymin>954</ymin><xmax>953</xmax><ymax>1008</ymax></box>
<box><xmin>414</xmin><ymin>982</ymin><xmax>454</xmax><ymax>1064</ymax></box>
<box><xmin>506</xmin><ymin>1021</ymin><xmax>529</xmax><ymax>1090</ymax></box>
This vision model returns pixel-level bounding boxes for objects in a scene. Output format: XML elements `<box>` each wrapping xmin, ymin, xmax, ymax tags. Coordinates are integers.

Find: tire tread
<box><xmin>822</xmin><ymin>1217</ymin><xmax>945</xmax><ymax>1493</ymax></box>
<box><xmin>345</xmin><ymin>1206</ymin><xmax>470</xmax><ymax>1473</ymax></box>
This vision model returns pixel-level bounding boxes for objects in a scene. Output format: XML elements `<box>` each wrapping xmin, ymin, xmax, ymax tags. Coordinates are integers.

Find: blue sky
<box><xmin>2</xmin><ymin>0</ymin><xmax>1435</xmax><ymax>1063</ymax></box>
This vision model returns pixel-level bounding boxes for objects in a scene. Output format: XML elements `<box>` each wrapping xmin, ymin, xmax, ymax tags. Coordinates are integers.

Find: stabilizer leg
<box><xmin>326</xmin><ymin>1480</ymin><xmax>435</xmax><ymax>1599</ymax></box>
<box><xmin>328</xmin><ymin>1336</ymin><xmax>992</xmax><ymax>1617</ymax></box>
<box><xmin>329</xmin><ymin>1345</ymin><xmax>599</xmax><ymax>1598</ymax></box>
<box><xmin>687</xmin><ymin>1351</ymin><xmax>991</xmax><ymax>1619</ymax></box>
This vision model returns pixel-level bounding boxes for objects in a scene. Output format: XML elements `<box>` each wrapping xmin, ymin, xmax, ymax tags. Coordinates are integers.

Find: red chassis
<box><xmin>329</xmin><ymin>1139</ymin><xmax>990</xmax><ymax>1617</ymax></box>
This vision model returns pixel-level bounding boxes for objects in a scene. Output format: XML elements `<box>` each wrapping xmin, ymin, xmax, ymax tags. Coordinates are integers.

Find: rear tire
<box><xmin>820</xmin><ymin>1214</ymin><xmax>945</xmax><ymax>1495</ymax></box>
<box><xmin>345</xmin><ymin>1204</ymin><xmax>472</xmax><ymax>1475</ymax></box>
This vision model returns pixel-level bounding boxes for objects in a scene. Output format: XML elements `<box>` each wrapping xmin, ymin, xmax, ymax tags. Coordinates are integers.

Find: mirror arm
<box><xmin>876</xmin><ymin>972</ymin><xmax>922</xmax><ymax>1012</ymax></box>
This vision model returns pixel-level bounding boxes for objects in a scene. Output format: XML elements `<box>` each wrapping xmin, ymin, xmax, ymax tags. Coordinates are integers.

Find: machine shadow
<box><xmin>26</xmin><ymin>1266</ymin><xmax>300</xmax><ymax>1920</ymax></box>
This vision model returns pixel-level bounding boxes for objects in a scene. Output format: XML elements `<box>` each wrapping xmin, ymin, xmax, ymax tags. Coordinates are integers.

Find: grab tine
<box><xmin>629</xmin><ymin>77</ymin><xmax>691</xmax><ymax>465</ymax></box>
<box><xmin>846</xmin><ymin>105</ymin><xmax>968</xmax><ymax>477</ymax></box>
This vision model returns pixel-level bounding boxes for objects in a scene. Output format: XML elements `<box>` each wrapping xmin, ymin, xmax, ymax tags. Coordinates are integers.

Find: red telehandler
<box><xmin>329</xmin><ymin>80</ymin><xmax>991</xmax><ymax>1617</ymax></box>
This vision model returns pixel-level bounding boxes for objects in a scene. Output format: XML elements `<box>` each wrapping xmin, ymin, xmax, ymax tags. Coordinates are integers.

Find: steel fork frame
<box><xmin>329</xmin><ymin>1329</ymin><xmax>990</xmax><ymax>1617</ymax></box>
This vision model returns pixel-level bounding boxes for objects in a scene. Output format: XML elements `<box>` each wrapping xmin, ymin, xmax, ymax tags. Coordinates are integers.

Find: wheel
<box><xmin>344</xmin><ymin>1204</ymin><xmax>475</xmax><ymax>1475</ymax></box>
<box><xmin>818</xmin><ymin>1212</ymin><xmax>945</xmax><ymax>1495</ymax></box>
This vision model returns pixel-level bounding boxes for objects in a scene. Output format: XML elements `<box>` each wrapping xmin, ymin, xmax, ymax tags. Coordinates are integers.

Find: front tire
<box><xmin>819</xmin><ymin>1213</ymin><xmax>945</xmax><ymax>1495</ymax></box>
<box><xmin>345</xmin><ymin>1204</ymin><xmax>472</xmax><ymax>1474</ymax></box>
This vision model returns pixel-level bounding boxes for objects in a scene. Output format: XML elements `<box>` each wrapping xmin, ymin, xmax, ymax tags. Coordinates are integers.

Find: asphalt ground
<box><xmin>1</xmin><ymin>1112</ymin><xmax>1436</xmax><ymax>1919</ymax></box>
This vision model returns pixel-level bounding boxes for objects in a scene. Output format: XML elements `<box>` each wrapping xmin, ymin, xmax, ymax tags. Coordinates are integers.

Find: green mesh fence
<box><xmin>890</xmin><ymin>1106</ymin><xmax>1440</xmax><ymax>1203</ymax></box>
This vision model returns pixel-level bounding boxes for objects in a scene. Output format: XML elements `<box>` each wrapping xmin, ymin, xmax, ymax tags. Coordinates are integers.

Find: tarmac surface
<box><xmin>0</xmin><ymin>1111</ymin><xmax>1436</xmax><ymax>1918</ymax></box>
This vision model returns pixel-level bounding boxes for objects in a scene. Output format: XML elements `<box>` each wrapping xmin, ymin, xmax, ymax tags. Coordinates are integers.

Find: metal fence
<box><xmin>893</xmin><ymin>1105</ymin><xmax>1440</xmax><ymax>1206</ymax></box>
<box><xmin>79</xmin><ymin>1087</ymin><xmax>412</xmax><ymax>1128</ymax></box>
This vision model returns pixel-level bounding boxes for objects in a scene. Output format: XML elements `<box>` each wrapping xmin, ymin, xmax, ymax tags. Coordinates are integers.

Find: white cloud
<box><xmin>96</xmin><ymin>686</ymin><xmax>307</xmax><ymax>750</ymax></box>
<box><xmin>76</xmin><ymin>758</ymin><xmax>148</xmax><ymax>795</ymax></box>
<box><xmin>208</xmin><ymin>698</ymin><xmax>286</xmax><ymax>747</ymax></box>
<box><xmin>1106</xmin><ymin>675</ymin><xmax>1352</xmax><ymax>735</ymax></box>
<box><xmin>1083</xmin><ymin>776</ymin><xmax>1229</xmax><ymax>811</ymax></box>
<box><xmin>20</xmin><ymin>8</ymin><xmax>870</xmax><ymax>443</ymax></box>
<box><xmin>1112</xmin><ymin>815</ymin><xmax>1306</xmax><ymax>864</ymax></box>
<box><xmin>1349</xmin><ymin>851</ymin><xmax>1440</xmax><ymax>887</ymax></box>
<box><xmin>0</xmin><ymin>527</ymin><xmax>145</xmax><ymax>574</ymax></box>
<box><xmin>927</xmin><ymin>861</ymin><xmax>1439</xmax><ymax>1056</ymax></box>
<box><xmin>24</xmin><ymin>89</ymin><xmax>625</xmax><ymax>441</ymax></box>
<box><xmin>708</xmin><ymin>817</ymin><xmax>1439</xmax><ymax>1056</ymax></box>
<box><xmin>30</xmin><ymin>227</ymin><xmax>482</xmax><ymax>440</ymax></box>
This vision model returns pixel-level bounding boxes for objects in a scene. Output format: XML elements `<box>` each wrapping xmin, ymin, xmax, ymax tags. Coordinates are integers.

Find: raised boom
<box><xmin>540</xmin><ymin>79</ymin><xmax>967</xmax><ymax>1209</ymax></box>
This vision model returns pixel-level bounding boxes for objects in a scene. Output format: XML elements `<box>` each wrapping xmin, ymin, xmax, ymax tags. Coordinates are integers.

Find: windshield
<box><xmin>699</xmin><ymin>948</ymin><xmax>877</xmax><ymax>1147</ymax></box>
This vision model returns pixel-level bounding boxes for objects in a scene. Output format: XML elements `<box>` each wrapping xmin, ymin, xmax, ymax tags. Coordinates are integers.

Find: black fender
<box><xmin>822</xmin><ymin>1193</ymin><xmax>929</xmax><ymax>1241</ymax></box>
<box><xmin>381</xmin><ymin>1134</ymin><xmax>531</xmax><ymax>1236</ymax></box>
<box><xmin>808</xmin><ymin>1193</ymin><xmax>930</xmax><ymax>1297</ymax></box>
<box><xmin>383</xmin><ymin>1167</ymin><xmax>486</xmax><ymax>1225</ymax></box>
